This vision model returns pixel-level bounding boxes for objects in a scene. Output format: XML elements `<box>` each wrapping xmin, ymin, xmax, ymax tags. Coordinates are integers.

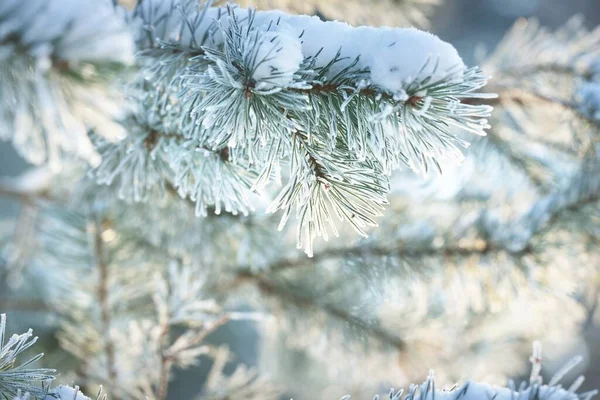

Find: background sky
<box><xmin>433</xmin><ymin>0</ymin><xmax>600</xmax><ymax>65</ymax></box>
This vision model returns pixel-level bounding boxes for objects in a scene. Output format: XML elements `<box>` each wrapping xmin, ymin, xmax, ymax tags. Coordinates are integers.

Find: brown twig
<box><xmin>90</xmin><ymin>215</ymin><xmax>120</xmax><ymax>400</ymax></box>
<box><xmin>236</xmin><ymin>240</ymin><xmax>495</xmax><ymax>277</ymax></box>
<box><xmin>156</xmin><ymin>323</ymin><xmax>171</xmax><ymax>400</ymax></box>
<box><xmin>0</xmin><ymin>185</ymin><xmax>50</xmax><ymax>203</ymax></box>
<box><xmin>0</xmin><ymin>299</ymin><xmax>56</xmax><ymax>313</ymax></box>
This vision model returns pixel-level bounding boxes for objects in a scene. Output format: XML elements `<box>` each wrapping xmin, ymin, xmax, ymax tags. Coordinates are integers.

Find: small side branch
<box><xmin>236</xmin><ymin>272</ymin><xmax>406</xmax><ymax>351</ymax></box>
<box><xmin>232</xmin><ymin>240</ymin><xmax>496</xmax><ymax>277</ymax></box>
<box><xmin>0</xmin><ymin>299</ymin><xmax>56</xmax><ymax>313</ymax></box>
<box><xmin>90</xmin><ymin>215</ymin><xmax>119</xmax><ymax>400</ymax></box>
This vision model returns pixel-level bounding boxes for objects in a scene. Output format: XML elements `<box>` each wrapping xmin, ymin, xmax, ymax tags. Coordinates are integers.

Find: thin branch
<box><xmin>234</xmin><ymin>241</ymin><xmax>496</xmax><ymax>276</ymax></box>
<box><xmin>485</xmin><ymin>128</ymin><xmax>555</xmax><ymax>191</ymax></box>
<box><xmin>156</xmin><ymin>322</ymin><xmax>171</xmax><ymax>400</ymax></box>
<box><xmin>292</xmin><ymin>83</ymin><xmax>402</xmax><ymax>102</ymax></box>
<box><xmin>484</xmin><ymin>86</ymin><xmax>599</xmax><ymax>126</ymax></box>
<box><xmin>236</xmin><ymin>272</ymin><xmax>406</xmax><ymax>351</ymax></box>
<box><xmin>492</xmin><ymin>63</ymin><xmax>593</xmax><ymax>81</ymax></box>
<box><xmin>0</xmin><ymin>299</ymin><xmax>57</xmax><ymax>313</ymax></box>
<box><xmin>0</xmin><ymin>185</ymin><xmax>47</xmax><ymax>203</ymax></box>
<box><xmin>174</xmin><ymin>314</ymin><xmax>231</xmax><ymax>352</ymax></box>
<box><xmin>0</xmin><ymin>186</ymin><xmax>28</xmax><ymax>201</ymax></box>
<box><xmin>0</xmin><ymin>202</ymin><xmax>38</xmax><ymax>289</ymax></box>
<box><xmin>90</xmin><ymin>214</ymin><xmax>119</xmax><ymax>400</ymax></box>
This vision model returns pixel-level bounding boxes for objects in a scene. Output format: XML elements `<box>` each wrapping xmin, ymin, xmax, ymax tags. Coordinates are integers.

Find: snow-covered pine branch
<box><xmin>0</xmin><ymin>0</ymin><xmax>134</xmax><ymax>170</ymax></box>
<box><xmin>95</xmin><ymin>0</ymin><xmax>494</xmax><ymax>256</ymax></box>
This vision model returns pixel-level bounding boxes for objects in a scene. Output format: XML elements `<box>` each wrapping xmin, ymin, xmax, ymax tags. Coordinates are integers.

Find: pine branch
<box><xmin>124</xmin><ymin>1</ymin><xmax>493</xmax><ymax>254</ymax></box>
<box><xmin>0</xmin><ymin>0</ymin><xmax>134</xmax><ymax>168</ymax></box>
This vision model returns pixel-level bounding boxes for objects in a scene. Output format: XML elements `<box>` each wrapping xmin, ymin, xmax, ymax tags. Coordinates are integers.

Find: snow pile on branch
<box><xmin>247</xmin><ymin>29</ymin><xmax>303</xmax><ymax>89</ymax></box>
<box><xmin>0</xmin><ymin>0</ymin><xmax>134</xmax><ymax>169</ymax></box>
<box><xmin>247</xmin><ymin>11</ymin><xmax>465</xmax><ymax>95</ymax></box>
<box><xmin>144</xmin><ymin>4</ymin><xmax>465</xmax><ymax>96</ymax></box>
<box><xmin>46</xmin><ymin>386</ymin><xmax>90</xmax><ymax>400</ymax></box>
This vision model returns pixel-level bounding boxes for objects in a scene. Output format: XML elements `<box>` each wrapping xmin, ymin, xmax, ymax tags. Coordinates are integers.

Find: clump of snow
<box><xmin>142</xmin><ymin>4</ymin><xmax>466</xmax><ymax>96</ymax></box>
<box><xmin>45</xmin><ymin>386</ymin><xmax>90</xmax><ymax>400</ymax></box>
<box><xmin>248</xmin><ymin>9</ymin><xmax>465</xmax><ymax>94</ymax></box>
<box><xmin>365</xmin><ymin>28</ymin><xmax>464</xmax><ymax>93</ymax></box>
<box><xmin>575</xmin><ymin>81</ymin><xmax>600</xmax><ymax>122</ymax></box>
<box><xmin>248</xmin><ymin>29</ymin><xmax>303</xmax><ymax>89</ymax></box>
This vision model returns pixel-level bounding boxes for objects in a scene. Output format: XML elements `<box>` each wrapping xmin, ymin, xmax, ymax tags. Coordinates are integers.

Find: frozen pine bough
<box><xmin>86</xmin><ymin>0</ymin><xmax>495</xmax><ymax>256</ymax></box>
<box><xmin>0</xmin><ymin>0</ymin><xmax>494</xmax><ymax>255</ymax></box>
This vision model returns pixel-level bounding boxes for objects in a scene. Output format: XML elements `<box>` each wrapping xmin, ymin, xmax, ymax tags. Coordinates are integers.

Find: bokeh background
<box><xmin>1</xmin><ymin>0</ymin><xmax>599</xmax><ymax>398</ymax></box>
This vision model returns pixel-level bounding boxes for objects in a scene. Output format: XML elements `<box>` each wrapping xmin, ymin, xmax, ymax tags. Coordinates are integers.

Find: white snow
<box><xmin>248</xmin><ymin>30</ymin><xmax>303</xmax><ymax>89</ymax></box>
<box><xmin>245</xmin><ymin>10</ymin><xmax>465</xmax><ymax>92</ymax></box>
<box><xmin>45</xmin><ymin>386</ymin><xmax>90</xmax><ymax>400</ymax></box>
